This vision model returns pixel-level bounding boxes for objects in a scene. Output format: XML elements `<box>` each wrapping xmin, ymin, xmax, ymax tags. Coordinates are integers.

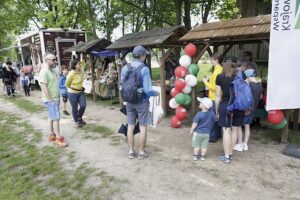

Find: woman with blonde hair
<box><xmin>215</xmin><ymin>62</ymin><xmax>245</xmax><ymax>164</ymax></box>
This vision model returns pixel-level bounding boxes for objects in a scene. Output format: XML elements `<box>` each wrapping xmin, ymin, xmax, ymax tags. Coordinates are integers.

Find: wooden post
<box><xmin>222</xmin><ymin>44</ymin><xmax>233</xmax><ymax>56</ymax></box>
<box><xmin>293</xmin><ymin>109</ymin><xmax>299</xmax><ymax>131</ymax></box>
<box><xmin>213</xmin><ymin>45</ymin><xmax>219</xmax><ymax>53</ymax></box>
<box><xmin>261</xmin><ymin>40</ymin><xmax>269</xmax><ymax>49</ymax></box>
<box><xmin>281</xmin><ymin>110</ymin><xmax>291</xmax><ymax>143</ymax></box>
<box><xmin>191</xmin><ymin>44</ymin><xmax>210</xmax><ymax>116</ymax></box>
<box><xmin>89</xmin><ymin>54</ymin><xmax>96</xmax><ymax>101</ymax></box>
<box><xmin>117</xmin><ymin>62</ymin><xmax>123</xmax><ymax>106</ymax></box>
<box><xmin>160</xmin><ymin>48</ymin><xmax>167</xmax><ymax>117</ymax></box>
<box><xmin>147</xmin><ymin>54</ymin><xmax>152</xmax><ymax>78</ymax></box>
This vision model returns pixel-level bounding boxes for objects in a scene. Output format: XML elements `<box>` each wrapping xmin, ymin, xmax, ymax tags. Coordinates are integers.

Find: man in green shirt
<box><xmin>39</xmin><ymin>53</ymin><xmax>67</xmax><ymax>147</ymax></box>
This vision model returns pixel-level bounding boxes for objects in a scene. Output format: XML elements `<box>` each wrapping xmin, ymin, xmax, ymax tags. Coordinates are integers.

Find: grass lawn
<box><xmin>81</xmin><ymin>123</ymin><xmax>114</xmax><ymax>139</ymax></box>
<box><xmin>0</xmin><ymin>111</ymin><xmax>123</xmax><ymax>200</ymax></box>
<box><xmin>1</xmin><ymin>95</ymin><xmax>44</xmax><ymax>113</ymax></box>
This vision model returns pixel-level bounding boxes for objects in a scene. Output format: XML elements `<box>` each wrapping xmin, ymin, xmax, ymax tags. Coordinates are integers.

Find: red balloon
<box><xmin>268</xmin><ymin>110</ymin><xmax>284</xmax><ymax>124</ymax></box>
<box><xmin>176</xmin><ymin>106</ymin><xmax>187</xmax><ymax>120</ymax></box>
<box><xmin>170</xmin><ymin>88</ymin><xmax>181</xmax><ymax>97</ymax></box>
<box><xmin>184</xmin><ymin>43</ymin><xmax>197</xmax><ymax>57</ymax></box>
<box><xmin>175</xmin><ymin>66</ymin><xmax>188</xmax><ymax>78</ymax></box>
<box><xmin>171</xmin><ymin>115</ymin><xmax>181</xmax><ymax>128</ymax></box>
<box><xmin>174</xmin><ymin>79</ymin><xmax>186</xmax><ymax>91</ymax></box>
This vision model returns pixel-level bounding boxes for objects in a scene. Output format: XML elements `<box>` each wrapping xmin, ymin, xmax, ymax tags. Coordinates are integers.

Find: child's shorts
<box><xmin>192</xmin><ymin>133</ymin><xmax>210</xmax><ymax>148</ymax></box>
<box><xmin>62</xmin><ymin>94</ymin><xmax>68</xmax><ymax>103</ymax></box>
<box><xmin>44</xmin><ymin>100</ymin><xmax>60</xmax><ymax>120</ymax></box>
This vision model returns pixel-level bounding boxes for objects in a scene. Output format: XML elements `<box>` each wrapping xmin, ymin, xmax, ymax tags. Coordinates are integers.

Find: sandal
<box><xmin>56</xmin><ymin>136</ymin><xmax>68</xmax><ymax>147</ymax></box>
<box><xmin>47</xmin><ymin>133</ymin><xmax>56</xmax><ymax>142</ymax></box>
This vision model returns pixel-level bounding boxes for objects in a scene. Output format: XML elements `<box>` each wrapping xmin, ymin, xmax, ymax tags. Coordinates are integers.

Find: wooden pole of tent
<box><xmin>281</xmin><ymin>110</ymin><xmax>291</xmax><ymax>143</ymax></box>
<box><xmin>293</xmin><ymin>109</ymin><xmax>299</xmax><ymax>131</ymax></box>
<box><xmin>191</xmin><ymin>44</ymin><xmax>210</xmax><ymax>116</ymax></box>
<box><xmin>160</xmin><ymin>48</ymin><xmax>167</xmax><ymax>117</ymax></box>
<box><xmin>147</xmin><ymin>55</ymin><xmax>152</xmax><ymax>78</ymax></box>
<box><xmin>89</xmin><ymin>54</ymin><xmax>96</xmax><ymax>101</ymax></box>
<box><xmin>117</xmin><ymin>62</ymin><xmax>123</xmax><ymax>106</ymax></box>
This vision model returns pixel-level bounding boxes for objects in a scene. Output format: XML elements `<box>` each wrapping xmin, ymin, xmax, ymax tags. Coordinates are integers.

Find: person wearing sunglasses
<box><xmin>39</xmin><ymin>53</ymin><xmax>67</xmax><ymax>147</ymax></box>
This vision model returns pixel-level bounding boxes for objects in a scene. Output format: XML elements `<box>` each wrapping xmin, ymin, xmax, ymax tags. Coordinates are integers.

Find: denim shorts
<box><xmin>44</xmin><ymin>100</ymin><xmax>60</xmax><ymax>120</ymax></box>
<box><xmin>218</xmin><ymin>102</ymin><xmax>245</xmax><ymax>128</ymax></box>
<box><xmin>61</xmin><ymin>94</ymin><xmax>68</xmax><ymax>103</ymax></box>
<box><xmin>126</xmin><ymin>101</ymin><xmax>150</xmax><ymax>126</ymax></box>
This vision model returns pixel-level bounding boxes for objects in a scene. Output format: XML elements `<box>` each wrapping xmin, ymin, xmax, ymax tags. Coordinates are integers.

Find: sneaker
<box><xmin>47</xmin><ymin>133</ymin><xmax>56</xmax><ymax>142</ymax></box>
<box><xmin>56</xmin><ymin>136</ymin><xmax>68</xmax><ymax>147</ymax></box>
<box><xmin>193</xmin><ymin>155</ymin><xmax>198</xmax><ymax>161</ymax></box>
<box><xmin>63</xmin><ymin>111</ymin><xmax>70</xmax><ymax>116</ymax></box>
<box><xmin>229</xmin><ymin>155</ymin><xmax>233</xmax><ymax>160</ymax></box>
<box><xmin>138</xmin><ymin>151</ymin><xmax>149</xmax><ymax>160</ymax></box>
<box><xmin>218</xmin><ymin>155</ymin><xmax>231</xmax><ymax>164</ymax></box>
<box><xmin>233</xmin><ymin>144</ymin><xmax>243</xmax><ymax>152</ymax></box>
<box><xmin>243</xmin><ymin>144</ymin><xmax>248</xmax><ymax>151</ymax></box>
<box><xmin>79</xmin><ymin>119</ymin><xmax>86</xmax><ymax>126</ymax></box>
<box><xmin>200</xmin><ymin>156</ymin><xmax>206</xmax><ymax>161</ymax></box>
<box><xmin>76</xmin><ymin>122</ymin><xmax>83</xmax><ymax>128</ymax></box>
<box><xmin>128</xmin><ymin>151</ymin><xmax>135</xmax><ymax>159</ymax></box>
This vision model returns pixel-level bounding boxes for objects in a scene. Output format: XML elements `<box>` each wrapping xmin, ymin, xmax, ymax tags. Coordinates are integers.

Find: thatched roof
<box><xmin>106</xmin><ymin>26</ymin><xmax>187</xmax><ymax>50</ymax></box>
<box><xmin>65</xmin><ymin>38</ymin><xmax>112</xmax><ymax>53</ymax></box>
<box><xmin>180</xmin><ymin>15</ymin><xmax>270</xmax><ymax>44</ymax></box>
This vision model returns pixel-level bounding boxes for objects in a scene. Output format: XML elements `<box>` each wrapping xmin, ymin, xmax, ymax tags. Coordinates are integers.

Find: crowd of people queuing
<box><xmin>1</xmin><ymin>47</ymin><xmax>263</xmax><ymax>164</ymax></box>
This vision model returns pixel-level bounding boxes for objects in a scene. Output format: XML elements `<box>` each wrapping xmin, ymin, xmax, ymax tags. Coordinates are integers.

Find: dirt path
<box><xmin>1</xmin><ymin>91</ymin><xmax>300</xmax><ymax>200</ymax></box>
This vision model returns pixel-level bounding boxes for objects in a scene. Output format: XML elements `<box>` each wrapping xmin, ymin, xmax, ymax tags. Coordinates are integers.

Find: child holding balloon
<box><xmin>189</xmin><ymin>97</ymin><xmax>216</xmax><ymax>161</ymax></box>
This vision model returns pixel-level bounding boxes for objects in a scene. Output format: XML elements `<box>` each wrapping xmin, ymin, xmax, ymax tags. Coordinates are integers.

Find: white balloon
<box><xmin>169</xmin><ymin>98</ymin><xmax>179</xmax><ymax>109</ymax></box>
<box><xmin>185</xmin><ymin>74</ymin><xmax>198</xmax><ymax>87</ymax></box>
<box><xmin>182</xmin><ymin>85</ymin><xmax>192</xmax><ymax>94</ymax></box>
<box><xmin>179</xmin><ymin>55</ymin><xmax>191</xmax><ymax>68</ymax></box>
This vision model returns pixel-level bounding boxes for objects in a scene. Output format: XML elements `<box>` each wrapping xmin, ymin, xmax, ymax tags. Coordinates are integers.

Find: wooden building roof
<box><xmin>106</xmin><ymin>26</ymin><xmax>187</xmax><ymax>50</ymax></box>
<box><xmin>65</xmin><ymin>38</ymin><xmax>111</xmax><ymax>53</ymax></box>
<box><xmin>180</xmin><ymin>15</ymin><xmax>270</xmax><ymax>44</ymax></box>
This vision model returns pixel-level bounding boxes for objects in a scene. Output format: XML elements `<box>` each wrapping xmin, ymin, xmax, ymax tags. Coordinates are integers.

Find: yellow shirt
<box><xmin>65</xmin><ymin>70</ymin><xmax>84</xmax><ymax>94</ymax></box>
<box><xmin>204</xmin><ymin>65</ymin><xmax>222</xmax><ymax>101</ymax></box>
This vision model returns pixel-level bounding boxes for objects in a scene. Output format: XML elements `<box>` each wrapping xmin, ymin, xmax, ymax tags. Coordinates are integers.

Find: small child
<box><xmin>20</xmin><ymin>72</ymin><xmax>30</xmax><ymax>96</ymax></box>
<box><xmin>59</xmin><ymin>66</ymin><xmax>70</xmax><ymax>115</ymax></box>
<box><xmin>189</xmin><ymin>97</ymin><xmax>216</xmax><ymax>161</ymax></box>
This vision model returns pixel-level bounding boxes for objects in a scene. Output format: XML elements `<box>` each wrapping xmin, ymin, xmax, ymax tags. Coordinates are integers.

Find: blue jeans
<box><xmin>68</xmin><ymin>92</ymin><xmax>86</xmax><ymax>123</ymax></box>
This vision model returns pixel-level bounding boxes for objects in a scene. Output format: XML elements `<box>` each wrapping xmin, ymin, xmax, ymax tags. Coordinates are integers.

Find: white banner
<box><xmin>267</xmin><ymin>0</ymin><xmax>300</xmax><ymax>110</ymax></box>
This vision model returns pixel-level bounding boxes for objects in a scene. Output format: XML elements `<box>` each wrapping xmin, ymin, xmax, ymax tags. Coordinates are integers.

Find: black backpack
<box><xmin>121</xmin><ymin>63</ymin><xmax>145</xmax><ymax>104</ymax></box>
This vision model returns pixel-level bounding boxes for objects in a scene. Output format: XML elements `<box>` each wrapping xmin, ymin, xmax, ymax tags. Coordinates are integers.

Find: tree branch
<box><xmin>120</xmin><ymin>0</ymin><xmax>174</xmax><ymax>26</ymax></box>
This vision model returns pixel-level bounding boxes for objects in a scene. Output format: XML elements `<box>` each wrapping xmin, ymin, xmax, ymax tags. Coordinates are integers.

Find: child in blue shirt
<box><xmin>59</xmin><ymin>66</ymin><xmax>70</xmax><ymax>115</ymax></box>
<box><xmin>189</xmin><ymin>97</ymin><xmax>216</xmax><ymax>161</ymax></box>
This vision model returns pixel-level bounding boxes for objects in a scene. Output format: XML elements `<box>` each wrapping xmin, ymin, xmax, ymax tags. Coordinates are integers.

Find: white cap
<box><xmin>197</xmin><ymin>97</ymin><xmax>213</xmax><ymax>109</ymax></box>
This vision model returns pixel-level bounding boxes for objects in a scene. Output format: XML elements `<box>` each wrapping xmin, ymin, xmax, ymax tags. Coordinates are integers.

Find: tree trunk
<box><xmin>144</xmin><ymin>0</ymin><xmax>149</xmax><ymax>30</ymax></box>
<box><xmin>202</xmin><ymin>0</ymin><xmax>213</xmax><ymax>24</ymax></box>
<box><xmin>86</xmin><ymin>0</ymin><xmax>97</xmax><ymax>39</ymax></box>
<box><xmin>183</xmin><ymin>0</ymin><xmax>191</xmax><ymax>30</ymax></box>
<box><xmin>174</xmin><ymin>0</ymin><xmax>183</xmax><ymax>25</ymax></box>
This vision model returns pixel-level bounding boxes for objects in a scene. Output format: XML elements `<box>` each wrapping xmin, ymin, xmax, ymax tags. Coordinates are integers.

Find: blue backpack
<box><xmin>121</xmin><ymin>63</ymin><xmax>144</xmax><ymax>104</ymax></box>
<box><xmin>227</xmin><ymin>72</ymin><xmax>253</xmax><ymax>111</ymax></box>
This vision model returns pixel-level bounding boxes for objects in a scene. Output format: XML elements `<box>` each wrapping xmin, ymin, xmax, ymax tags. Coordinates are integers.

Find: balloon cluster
<box><xmin>169</xmin><ymin>43</ymin><xmax>199</xmax><ymax>128</ymax></box>
<box><xmin>267</xmin><ymin>110</ymin><xmax>287</xmax><ymax>130</ymax></box>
